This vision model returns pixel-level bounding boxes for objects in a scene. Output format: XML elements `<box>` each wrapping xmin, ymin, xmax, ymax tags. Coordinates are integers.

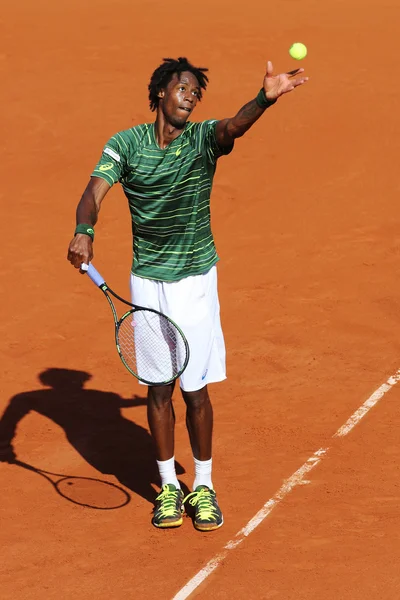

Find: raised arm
<box><xmin>67</xmin><ymin>176</ymin><xmax>111</xmax><ymax>270</ymax></box>
<box><xmin>215</xmin><ymin>60</ymin><xmax>308</xmax><ymax>148</ymax></box>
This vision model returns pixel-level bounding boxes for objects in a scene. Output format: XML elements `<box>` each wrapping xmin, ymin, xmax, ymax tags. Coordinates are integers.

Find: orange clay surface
<box><xmin>1</xmin><ymin>0</ymin><xmax>400</xmax><ymax>598</ymax></box>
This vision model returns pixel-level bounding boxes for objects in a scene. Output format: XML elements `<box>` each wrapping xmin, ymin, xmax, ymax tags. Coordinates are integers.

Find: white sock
<box><xmin>156</xmin><ymin>457</ymin><xmax>180</xmax><ymax>489</ymax></box>
<box><xmin>193</xmin><ymin>457</ymin><xmax>213</xmax><ymax>490</ymax></box>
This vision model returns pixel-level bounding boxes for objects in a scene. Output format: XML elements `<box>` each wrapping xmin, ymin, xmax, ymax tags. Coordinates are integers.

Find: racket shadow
<box><xmin>0</xmin><ymin>368</ymin><xmax>186</xmax><ymax>504</ymax></box>
<box><xmin>13</xmin><ymin>459</ymin><xmax>131</xmax><ymax>510</ymax></box>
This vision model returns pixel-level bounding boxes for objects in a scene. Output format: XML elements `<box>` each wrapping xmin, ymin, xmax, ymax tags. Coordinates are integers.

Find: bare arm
<box><xmin>67</xmin><ymin>176</ymin><xmax>111</xmax><ymax>270</ymax></box>
<box><xmin>216</xmin><ymin>60</ymin><xmax>308</xmax><ymax>147</ymax></box>
<box><xmin>216</xmin><ymin>100</ymin><xmax>268</xmax><ymax>147</ymax></box>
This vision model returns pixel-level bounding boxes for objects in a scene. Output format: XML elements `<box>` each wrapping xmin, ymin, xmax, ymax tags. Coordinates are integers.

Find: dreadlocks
<box><xmin>148</xmin><ymin>57</ymin><xmax>209</xmax><ymax>112</ymax></box>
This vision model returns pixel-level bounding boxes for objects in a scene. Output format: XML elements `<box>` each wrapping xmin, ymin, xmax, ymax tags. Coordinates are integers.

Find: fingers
<box><xmin>286</xmin><ymin>68</ymin><xmax>304</xmax><ymax>77</ymax></box>
<box><xmin>67</xmin><ymin>235</ymin><xmax>93</xmax><ymax>270</ymax></box>
<box><xmin>266</xmin><ymin>60</ymin><xmax>274</xmax><ymax>76</ymax></box>
<box><xmin>280</xmin><ymin>76</ymin><xmax>308</xmax><ymax>96</ymax></box>
<box><xmin>67</xmin><ymin>249</ymin><xmax>88</xmax><ymax>269</ymax></box>
<box><xmin>293</xmin><ymin>76</ymin><xmax>309</xmax><ymax>87</ymax></box>
<box><xmin>269</xmin><ymin>66</ymin><xmax>305</xmax><ymax>79</ymax></box>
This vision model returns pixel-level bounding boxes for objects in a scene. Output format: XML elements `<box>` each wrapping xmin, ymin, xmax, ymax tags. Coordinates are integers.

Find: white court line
<box><xmin>171</xmin><ymin>369</ymin><xmax>400</xmax><ymax>600</ymax></box>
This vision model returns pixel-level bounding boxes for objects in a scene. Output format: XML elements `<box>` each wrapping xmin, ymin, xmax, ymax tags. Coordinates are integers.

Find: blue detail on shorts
<box><xmin>201</xmin><ymin>369</ymin><xmax>208</xmax><ymax>381</ymax></box>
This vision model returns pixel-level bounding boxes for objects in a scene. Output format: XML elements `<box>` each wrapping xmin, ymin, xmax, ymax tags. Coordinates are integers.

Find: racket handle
<box><xmin>80</xmin><ymin>263</ymin><xmax>106</xmax><ymax>287</ymax></box>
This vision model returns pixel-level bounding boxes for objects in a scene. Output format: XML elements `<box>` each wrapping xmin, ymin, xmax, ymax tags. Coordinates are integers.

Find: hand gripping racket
<box><xmin>81</xmin><ymin>263</ymin><xmax>190</xmax><ymax>385</ymax></box>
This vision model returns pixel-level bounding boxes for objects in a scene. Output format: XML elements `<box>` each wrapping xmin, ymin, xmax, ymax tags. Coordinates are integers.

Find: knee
<box><xmin>148</xmin><ymin>384</ymin><xmax>173</xmax><ymax>409</ymax></box>
<box><xmin>182</xmin><ymin>388</ymin><xmax>210</xmax><ymax>411</ymax></box>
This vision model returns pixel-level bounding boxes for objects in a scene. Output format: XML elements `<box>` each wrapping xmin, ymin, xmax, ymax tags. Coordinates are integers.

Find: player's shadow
<box><xmin>0</xmin><ymin>368</ymin><xmax>186</xmax><ymax>504</ymax></box>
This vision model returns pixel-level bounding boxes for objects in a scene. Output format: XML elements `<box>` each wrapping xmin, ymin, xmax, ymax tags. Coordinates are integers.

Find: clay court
<box><xmin>1</xmin><ymin>0</ymin><xmax>400</xmax><ymax>597</ymax></box>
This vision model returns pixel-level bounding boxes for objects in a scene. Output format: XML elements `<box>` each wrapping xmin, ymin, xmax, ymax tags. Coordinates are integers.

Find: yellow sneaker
<box><xmin>184</xmin><ymin>485</ymin><xmax>224</xmax><ymax>531</ymax></box>
<box><xmin>152</xmin><ymin>484</ymin><xmax>184</xmax><ymax>528</ymax></box>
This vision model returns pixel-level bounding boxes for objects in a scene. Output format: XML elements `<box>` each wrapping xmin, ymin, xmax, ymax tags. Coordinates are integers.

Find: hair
<box><xmin>148</xmin><ymin>57</ymin><xmax>209</xmax><ymax>112</ymax></box>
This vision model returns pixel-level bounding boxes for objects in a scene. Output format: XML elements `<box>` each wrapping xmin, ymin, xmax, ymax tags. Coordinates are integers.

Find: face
<box><xmin>158</xmin><ymin>71</ymin><xmax>200</xmax><ymax>128</ymax></box>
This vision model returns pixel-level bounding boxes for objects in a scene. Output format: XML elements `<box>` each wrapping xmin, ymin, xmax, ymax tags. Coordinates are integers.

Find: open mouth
<box><xmin>179</xmin><ymin>107</ymin><xmax>191</xmax><ymax>113</ymax></box>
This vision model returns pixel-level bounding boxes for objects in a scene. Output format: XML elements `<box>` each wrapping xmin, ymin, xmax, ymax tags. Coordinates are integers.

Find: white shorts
<box><xmin>130</xmin><ymin>266</ymin><xmax>226</xmax><ymax>392</ymax></box>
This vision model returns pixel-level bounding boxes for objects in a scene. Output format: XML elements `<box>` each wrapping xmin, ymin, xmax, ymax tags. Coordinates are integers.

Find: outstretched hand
<box><xmin>263</xmin><ymin>60</ymin><xmax>308</xmax><ymax>100</ymax></box>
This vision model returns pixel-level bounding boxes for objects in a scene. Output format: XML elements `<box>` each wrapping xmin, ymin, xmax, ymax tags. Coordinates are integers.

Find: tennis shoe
<box><xmin>184</xmin><ymin>485</ymin><xmax>224</xmax><ymax>531</ymax></box>
<box><xmin>152</xmin><ymin>484</ymin><xmax>184</xmax><ymax>528</ymax></box>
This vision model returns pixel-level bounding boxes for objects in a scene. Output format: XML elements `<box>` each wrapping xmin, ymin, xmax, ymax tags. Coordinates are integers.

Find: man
<box><xmin>67</xmin><ymin>57</ymin><xmax>308</xmax><ymax>531</ymax></box>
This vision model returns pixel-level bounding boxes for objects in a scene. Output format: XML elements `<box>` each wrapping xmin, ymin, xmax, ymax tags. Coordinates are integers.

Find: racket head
<box><xmin>116</xmin><ymin>308</ymin><xmax>190</xmax><ymax>385</ymax></box>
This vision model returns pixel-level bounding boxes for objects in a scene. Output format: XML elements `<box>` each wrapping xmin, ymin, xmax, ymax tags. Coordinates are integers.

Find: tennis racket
<box><xmin>81</xmin><ymin>263</ymin><xmax>190</xmax><ymax>385</ymax></box>
<box><xmin>14</xmin><ymin>460</ymin><xmax>130</xmax><ymax>510</ymax></box>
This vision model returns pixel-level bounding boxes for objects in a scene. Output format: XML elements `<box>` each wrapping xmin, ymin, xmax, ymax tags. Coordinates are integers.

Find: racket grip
<box><xmin>81</xmin><ymin>263</ymin><xmax>106</xmax><ymax>287</ymax></box>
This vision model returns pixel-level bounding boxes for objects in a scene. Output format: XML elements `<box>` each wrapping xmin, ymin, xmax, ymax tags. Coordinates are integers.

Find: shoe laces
<box><xmin>184</xmin><ymin>487</ymin><xmax>218</xmax><ymax>520</ymax></box>
<box><xmin>155</xmin><ymin>485</ymin><xmax>182</xmax><ymax>517</ymax></box>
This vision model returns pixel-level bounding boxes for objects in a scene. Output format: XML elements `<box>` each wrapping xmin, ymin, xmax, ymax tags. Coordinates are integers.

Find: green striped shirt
<box><xmin>91</xmin><ymin>120</ymin><xmax>233</xmax><ymax>282</ymax></box>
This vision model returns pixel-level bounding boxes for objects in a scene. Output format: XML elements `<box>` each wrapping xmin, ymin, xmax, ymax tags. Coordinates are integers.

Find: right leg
<box><xmin>147</xmin><ymin>383</ymin><xmax>176</xmax><ymax>462</ymax></box>
<box><xmin>147</xmin><ymin>383</ymin><xmax>184</xmax><ymax>528</ymax></box>
<box><xmin>130</xmin><ymin>275</ymin><xmax>183</xmax><ymax>527</ymax></box>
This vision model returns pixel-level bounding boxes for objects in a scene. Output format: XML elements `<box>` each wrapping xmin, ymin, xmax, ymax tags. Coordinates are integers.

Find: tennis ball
<box><xmin>289</xmin><ymin>42</ymin><xmax>307</xmax><ymax>60</ymax></box>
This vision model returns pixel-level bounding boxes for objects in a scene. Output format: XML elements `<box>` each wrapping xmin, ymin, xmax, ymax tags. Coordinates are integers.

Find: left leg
<box><xmin>181</xmin><ymin>385</ymin><xmax>213</xmax><ymax>462</ymax></box>
<box><xmin>182</xmin><ymin>385</ymin><xmax>223</xmax><ymax>531</ymax></box>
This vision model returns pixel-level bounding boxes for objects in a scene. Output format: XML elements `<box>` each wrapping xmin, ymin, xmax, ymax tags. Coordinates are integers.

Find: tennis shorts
<box><xmin>130</xmin><ymin>266</ymin><xmax>226</xmax><ymax>392</ymax></box>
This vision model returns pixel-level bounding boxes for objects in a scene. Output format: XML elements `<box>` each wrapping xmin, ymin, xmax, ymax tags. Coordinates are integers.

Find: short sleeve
<box><xmin>195</xmin><ymin>120</ymin><xmax>234</xmax><ymax>165</ymax></box>
<box><xmin>91</xmin><ymin>132</ymin><xmax>129</xmax><ymax>186</ymax></box>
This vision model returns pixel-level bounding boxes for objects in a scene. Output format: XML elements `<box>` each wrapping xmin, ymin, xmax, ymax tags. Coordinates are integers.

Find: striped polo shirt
<box><xmin>91</xmin><ymin>120</ymin><xmax>233</xmax><ymax>282</ymax></box>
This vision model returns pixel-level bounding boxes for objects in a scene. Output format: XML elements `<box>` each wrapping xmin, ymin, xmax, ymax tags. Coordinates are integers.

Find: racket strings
<box><xmin>117</xmin><ymin>310</ymin><xmax>187</xmax><ymax>384</ymax></box>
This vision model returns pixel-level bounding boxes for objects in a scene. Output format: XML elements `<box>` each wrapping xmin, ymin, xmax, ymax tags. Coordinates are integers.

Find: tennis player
<box><xmin>67</xmin><ymin>57</ymin><xmax>308</xmax><ymax>530</ymax></box>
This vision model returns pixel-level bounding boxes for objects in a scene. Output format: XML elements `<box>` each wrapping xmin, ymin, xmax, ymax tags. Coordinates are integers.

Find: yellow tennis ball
<box><xmin>289</xmin><ymin>42</ymin><xmax>307</xmax><ymax>60</ymax></box>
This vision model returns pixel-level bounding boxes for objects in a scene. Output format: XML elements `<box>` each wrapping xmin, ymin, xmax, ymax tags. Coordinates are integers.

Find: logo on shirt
<box><xmin>104</xmin><ymin>147</ymin><xmax>121</xmax><ymax>162</ymax></box>
<box><xmin>175</xmin><ymin>142</ymin><xmax>188</xmax><ymax>157</ymax></box>
<box><xmin>98</xmin><ymin>162</ymin><xmax>114</xmax><ymax>171</ymax></box>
